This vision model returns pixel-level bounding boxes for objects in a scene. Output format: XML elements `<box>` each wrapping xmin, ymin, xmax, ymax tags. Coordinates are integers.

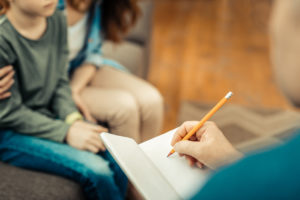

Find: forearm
<box><xmin>0</xmin><ymin>103</ymin><xmax>70</xmax><ymax>142</ymax></box>
<box><xmin>51</xmin><ymin>66</ymin><xmax>81</xmax><ymax>120</ymax></box>
<box><xmin>70</xmin><ymin>63</ymin><xmax>97</xmax><ymax>93</ymax></box>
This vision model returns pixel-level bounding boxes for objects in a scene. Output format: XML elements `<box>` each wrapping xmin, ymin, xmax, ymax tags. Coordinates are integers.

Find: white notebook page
<box><xmin>139</xmin><ymin>129</ymin><xmax>210</xmax><ymax>199</ymax></box>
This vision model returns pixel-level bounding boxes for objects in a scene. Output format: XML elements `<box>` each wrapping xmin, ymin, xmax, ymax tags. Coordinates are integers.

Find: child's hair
<box><xmin>0</xmin><ymin>0</ymin><xmax>9</xmax><ymax>15</ymax></box>
<box><xmin>67</xmin><ymin>0</ymin><xmax>141</xmax><ymax>43</ymax></box>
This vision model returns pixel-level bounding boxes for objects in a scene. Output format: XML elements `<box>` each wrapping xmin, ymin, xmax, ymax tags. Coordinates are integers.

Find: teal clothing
<box><xmin>192</xmin><ymin>131</ymin><xmax>300</xmax><ymax>199</ymax></box>
<box><xmin>0</xmin><ymin>11</ymin><xmax>78</xmax><ymax>142</ymax></box>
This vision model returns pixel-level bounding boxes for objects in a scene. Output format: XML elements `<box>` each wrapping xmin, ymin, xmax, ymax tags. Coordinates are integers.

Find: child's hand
<box><xmin>171</xmin><ymin>121</ymin><xmax>243</xmax><ymax>169</ymax></box>
<box><xmin>66</xmin><ymin>121</ymin><xmax>108</xmax><ymax>153</ymax></box>
<box><xmin>0</xmin><ymin>65</ymin><xmax>15</xmax><ymax>99</ymax></box>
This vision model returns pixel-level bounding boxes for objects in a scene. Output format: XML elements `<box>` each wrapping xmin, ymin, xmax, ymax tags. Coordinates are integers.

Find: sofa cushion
<box><xmin>102</xmin><ymin>40</ymin><xmax>146</xmax><ymax>77</ymax></box>
<box><xmin>126</xmin><ymin>0</ymin><xmax>153</xmax><ymax>45</ymax></box>
<box><xmin>0</xmin><ymin>162</ymin><xmax>85</xmax><ymax>200</ymax></box>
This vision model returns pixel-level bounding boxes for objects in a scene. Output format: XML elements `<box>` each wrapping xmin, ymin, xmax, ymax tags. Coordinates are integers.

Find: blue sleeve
<box><xmin>192</xmin><ymin>131</ymin><xmax>300</xmax><ymax>200</ymax></box>
<box><xmin>57</xmin><ymin>0</ymin><xmax>65</xmax><ymax>10</ymax></box>
<box><xmin>84</xmin><ymin>45</ymin><xmax>129</xmax><ymax>72</ymax></box>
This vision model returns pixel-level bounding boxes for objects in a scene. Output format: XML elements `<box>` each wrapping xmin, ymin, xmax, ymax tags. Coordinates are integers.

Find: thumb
<box><xmin>174</xmin><ymin>140</ymin><xmax>203</xmax><ymax>159</ymax></box>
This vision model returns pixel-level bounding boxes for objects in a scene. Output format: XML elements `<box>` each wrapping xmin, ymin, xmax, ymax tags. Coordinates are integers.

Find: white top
<box><xmin>68</xmin><ymin>14</ymin><xmax>88</xmax><ymax>61</ymax></box>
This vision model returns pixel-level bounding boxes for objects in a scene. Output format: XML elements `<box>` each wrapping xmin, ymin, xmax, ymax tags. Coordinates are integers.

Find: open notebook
<box><xmin>100</xmin><ymin>129</ymin><xmax>210</xmax><ymax>200</ymax></box>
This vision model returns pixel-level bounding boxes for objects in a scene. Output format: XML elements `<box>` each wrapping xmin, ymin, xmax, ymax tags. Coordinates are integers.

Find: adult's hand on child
<box><xmin>0</xmin><ymin>65</ymin><xmax>15</xmax><ymax>99</ymax></box>
<box><xmin>66</xmin><ymin>120</ymin><xmax>108</xmax><ymax>153</ymax></box>
<box><xmin>72</xmin><ymin>91</ymin><xmax>97</xmax><ymax>123</ymax></box>
<box><xmin>171</xmin><ymin>121</ymin><xmax>243</xmax><ymax>169</ymax></box>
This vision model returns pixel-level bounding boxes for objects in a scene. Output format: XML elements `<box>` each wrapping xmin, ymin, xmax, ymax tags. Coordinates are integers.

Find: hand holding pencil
<box><xmin>170</xmin><ymin>121</ymin><xmax>243</xmax><ymax>169</ymax></box>
<box><xmin>169</xmin><ymin>92</ymin><xmax>243</xmax><ymax>169</ymax></box>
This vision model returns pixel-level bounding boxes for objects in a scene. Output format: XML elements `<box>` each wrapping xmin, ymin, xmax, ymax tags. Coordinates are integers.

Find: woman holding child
<box><xmin>61</xmin><ymin>0</ymin><xmax>164</xmax><ymax>142</ymax></box>
<box><xmin>1</xmin><ymin>0</ymin><xmax>164</xmax><ymax>142</ymax></box>
<box><xmin>0</xmin><ymin>0</ymin><xmax>156</xmax><ymax>199</ymax></box>
<box><xmin>2</xmin><ymin>0</ymin><xmax>300</xmax><ymax>199</ymax></box>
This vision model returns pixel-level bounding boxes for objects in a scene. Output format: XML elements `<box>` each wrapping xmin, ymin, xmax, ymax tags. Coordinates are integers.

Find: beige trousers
<box><xmin>80</xmin><ymin>67</ymin><xmax>164</xmax><ymax>142</ymax></box>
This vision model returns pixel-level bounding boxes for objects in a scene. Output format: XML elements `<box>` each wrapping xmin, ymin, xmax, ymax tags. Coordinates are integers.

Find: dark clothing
<box><xmin>192</xmin><ymin>131</ymin><xmax>300</xmax><ymax>200</ymax></box>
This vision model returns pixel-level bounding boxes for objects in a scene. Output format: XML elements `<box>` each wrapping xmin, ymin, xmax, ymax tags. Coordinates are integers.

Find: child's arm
<box><xmin>0</xmin><ymin>44</ymin><xmax>70</xmax><ymax>142</ymax></box>
<box><xmin>50</xmin><ymin>11</ymin><xmax>82</xmax><ymax>123</ymax></box>
<box><xmin>0</xmin><ymin>78</ymin><xmax>70</xmax><ymax>142</ymax></box>
<box><xmin>50</xmin><ymin>66</ymin><xmax>82</xmax><ymax>123</ymax></box>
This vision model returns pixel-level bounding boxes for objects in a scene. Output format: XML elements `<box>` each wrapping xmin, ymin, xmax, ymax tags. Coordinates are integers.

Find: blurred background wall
<box><xmin>148</xmin><ymin>0</ymin><xmax>296</xmax><ymax>132</ymax></box>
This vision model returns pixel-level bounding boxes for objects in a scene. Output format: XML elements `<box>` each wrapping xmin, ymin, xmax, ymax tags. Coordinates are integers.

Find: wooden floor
<box><xmin>148</xmin><ymin>0</ymin><xmax>294</xmax><ymax>132</ymax></box>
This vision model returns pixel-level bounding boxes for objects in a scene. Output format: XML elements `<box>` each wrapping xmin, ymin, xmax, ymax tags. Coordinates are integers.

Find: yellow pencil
<box><xmin>167</xmin><ymin>91</ymin><xmax>233</xmax><ymax>157</ymax></box>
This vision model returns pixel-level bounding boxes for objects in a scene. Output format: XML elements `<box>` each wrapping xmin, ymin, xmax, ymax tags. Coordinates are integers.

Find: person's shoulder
<box><xmin>0</xmin><ymin>17</ymin><xmax>15</xmax><ymax>65</ymax></box>
<box><xmin>0</xmin><ymin>16</ymin><xmax>12</xmax><ymax>47</ymax></box>
<box><xmin>0</xmin><ymin>15</ymin><xmax>11</xmax><ymax>35</ymax></box>
<box><xmin>49</xmin><ymin>9</ymin><xmax>66</xmax><ymax>23</ymax></box>
<box><xmin>0</xmin><ymin>15</ymin><xmax>18</xmax><ymax>43</ymax></box>
<box><xmin>48</xmin><ymin>9</ymin><xmax>67</xmax><ymax>31</ymax></box>
<box><xmin>0</xmin><ymin>15</ymin><xmax>8</xmax><ymax>26</ymax></box>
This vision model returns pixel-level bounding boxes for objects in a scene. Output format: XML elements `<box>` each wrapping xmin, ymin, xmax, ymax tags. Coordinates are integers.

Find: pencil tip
<box><xmin>167</xmin><ymin>152</ymin><xmax>172</xmax><ymax>157</ymax></box>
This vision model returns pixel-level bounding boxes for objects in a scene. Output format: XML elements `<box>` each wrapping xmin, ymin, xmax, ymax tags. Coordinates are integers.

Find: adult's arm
<box><xmin>0</xmin><ymin>65</ymin><xmax>14</xmax><ymax>99</ymax></box>
<box><xmin>70</xmin><ymin>63</ymin><xmax>97</xmax><ymax>93</ymax></box>
<box><xmin>69</xmin><ymin>63</ymin><xmax>98</xmax><ymax>123</ymax></box>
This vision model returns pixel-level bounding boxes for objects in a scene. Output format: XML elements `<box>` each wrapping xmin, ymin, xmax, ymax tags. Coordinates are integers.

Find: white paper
<box><xmin>139</xmin><ymin>129</ymin><xmax>210</xmax><ymax>199</ymax></box>
<box><xmin>101</xmin><ymin>133</ymin><xmax>180</xmax><ymax>200</ymax></box>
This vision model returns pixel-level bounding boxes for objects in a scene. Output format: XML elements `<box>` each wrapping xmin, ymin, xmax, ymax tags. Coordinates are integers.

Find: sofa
<box><xmin>0</xmin><ymin>1</ymin><xmax>153</xmax><ymax>199</ymax></box>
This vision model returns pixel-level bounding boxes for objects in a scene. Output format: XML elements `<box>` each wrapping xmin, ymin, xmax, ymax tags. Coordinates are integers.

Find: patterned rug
<box><xmin>178</xmin><ymin>101</ymin><xmax>300</xmax><ymax>153</ymax></box>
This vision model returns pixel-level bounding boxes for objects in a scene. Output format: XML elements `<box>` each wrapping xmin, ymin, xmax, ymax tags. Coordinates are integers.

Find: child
<box><xmin>0</xmin><ymin>0</ymin><xmax>127</xmax><ymax>199</ymax></box>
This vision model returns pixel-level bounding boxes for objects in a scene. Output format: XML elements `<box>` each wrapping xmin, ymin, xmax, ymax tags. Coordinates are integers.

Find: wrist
<box><xmin>216</xmin><ymin>148</ymin><xmax>243</xmax><ymax>169</ymax></box>
<box><xmin>229</xmin><ymin>149</ymin><xmax>243</xmax><ymax>162</ymax></box>
<box><xmin>65</xmin><ymin>112</ymin><xmax>83</xmax><ymax>125</ymax></box>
